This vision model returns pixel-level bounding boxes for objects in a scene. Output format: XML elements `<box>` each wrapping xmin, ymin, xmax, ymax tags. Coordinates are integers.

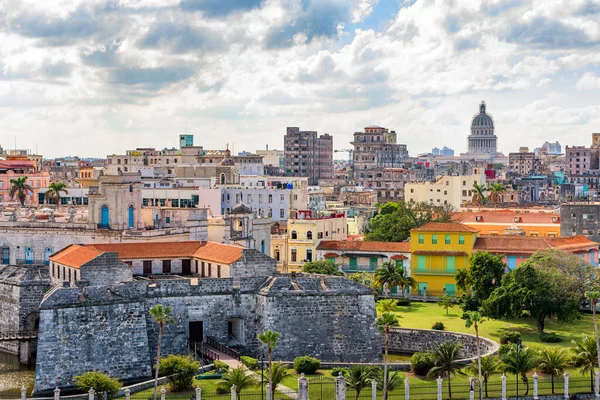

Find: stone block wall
<box><xmin>80</xmin><ymin>253</ymin><xmax>133</xmax><ymax>285</ymax></box>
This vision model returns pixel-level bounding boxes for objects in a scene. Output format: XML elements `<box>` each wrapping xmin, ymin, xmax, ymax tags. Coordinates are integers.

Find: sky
<box><xmin>1</xmin><ymin>0</ymin><xmax>600</xmax><ymax>159</ymax></box>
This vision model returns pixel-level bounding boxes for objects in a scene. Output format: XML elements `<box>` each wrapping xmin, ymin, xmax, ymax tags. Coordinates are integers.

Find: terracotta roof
<box><xmin>87</xmin><ymin>241</ymin><xmax>203</xmax><ymax>259</ymax></box>
<box><xmin>390</xmin><ymin>254</ymin><xmax>408</xmax><ymax>260</ymax></box>
<box><xmin>316</xmin><ymin>240</ymin><xmax>411</xmax><ymax>253</ymax></box>
<box><xmin>411</xmin><ymin>222</ymin><xmax>479</xmax><ymax>233</ymax></box>
<box><xmin>453</xmin><ymin>210</ymin><xmax>560</xmax><ymax>224</ymax></box>
<box><xmin>49</xmin><ymin>245</ymin><xmax>104</xmax><ymax>269</ymax></box>
<box><xmin>474</xmin><ymin>235</ymin><xmax>599</xmax><ymax>254</ymax></box>
<box><xmin>412</xmin><ymin>251</ymin><xmax>468</xmax><ymax>256</ymax></box>
<box><xmin>323</xmin><ymin>253</ymin><xmax>340</xmax><ymax>258</ymax></box>
<box><xmin>192</xmin><ymin>242</ymin><xmax>244</xmax><ymax>265</ymax></box>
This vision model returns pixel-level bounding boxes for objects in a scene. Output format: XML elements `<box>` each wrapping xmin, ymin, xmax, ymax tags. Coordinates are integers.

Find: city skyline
<box><xmin>1</xmin><ymin>0</ymin><xmax>600</xmax><ymax>158</ymax></box>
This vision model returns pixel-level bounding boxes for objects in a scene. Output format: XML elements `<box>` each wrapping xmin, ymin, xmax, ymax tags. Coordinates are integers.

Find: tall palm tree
<box><xmin>466</xmin><ymin>355</ymin><xmax>501</xmax><ymax>398</ymax></box>
<box><xmin>9</xmin><ymin>177</ymin><xmax>33</xmax><ymax>206</ymax></box>
<box><xmin>46</xmin><ymin>182</ymin><xmax>69</xmax><ymax>206</ymax></box>
<box><xmin>374</xmin><ymin>262</ymin><xmax>400</xmax><ymax>298</ymax></box>
<box><xmin>376</xmin><ymin>299</ymin><xmax>398</xmax><ymax>316</ymax></box>
<box><xmin>396</xmin><ymin>265</ymin><xmax>416</xmax><ymax>297</ymax></box>
<box><xmin>427</xmin><ymin>342</ymin><xmax>465</xmax><ymax>398</ymax></box>
<box><xmin>537</xmin><ymin>347</ymin><xmax>570</xmax><ymax>394</ymax></box>
<box><xmin>376</xmin><ymin>312</ymin><xmax>399</xmax><ymax>400</ymax></box>
<box><xmin>464</xmin><ymin>311</ymin><xmax>484</xmax><ymax>384</ymax></box>
<box><xmin>471</xmin><ymin>183</ymin><xmax>487</xmax><ymax>208</ymax></box>
<box><xmin>345</xmin><ymin>365</ymin><xmax>372</xmax><ymax>400</ymax></box>
<box><xmin>217</xmin><ymin>366</ymin><xmax>257</xmax><ymax>400</ymax></box>
<box><xmin>149</xmin><ymin>304</ymin><xmax>175</xmax><ymax>400</ymax></box>
<box><xmin>571</xmin><ymin>336</ymin><xmax>598</xmax><ymax>392</ymax></box>
<box><xmin>258</xmin><ymin>330</ymin><xmax>280</xmax><ymax>399</ymax></box>
<box><xmin>501</xmin><ymin>346</ymin><xmax>538</xmax><ymax>396</ymax></box>
<box><xmin>586</xmin><ymin>291</ymin><xmax>600</xmax><ymax>373</ymax></box>
<box><xmin>375</xmin><ymin>370</ymin><xmax>402</xmax><ymax>392</ymax></box>
<box><xmin>487</xmin><ymin>183</ymin><xmax>506</xmax><ymax>207</ymax></box>
<box><xmin>270</xmin><ymin>362</ymin><xmax>289</xmax><ymax>399</ymax></box>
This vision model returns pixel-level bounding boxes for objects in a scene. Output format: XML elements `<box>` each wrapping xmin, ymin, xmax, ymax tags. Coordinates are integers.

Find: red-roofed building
<box><xmin>0</xmin><ymin>159</ymin><xmax>51</xmax><ymax>205</ymax></box>
<box><xmin>453</xmin><ymin>209</ymin><xmax>561</xmax><ymax>237</ymax></box>
<box><xmin>316</xmin><ymin>241</ymin><xmax>410</xmax><ymax>275</ymax></box>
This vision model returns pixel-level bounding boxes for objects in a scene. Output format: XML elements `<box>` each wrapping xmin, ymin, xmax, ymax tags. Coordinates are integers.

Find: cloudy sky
<box><xmin>1</xmin><ymin>0</ymin><xmax>600</xmax><ymax>159</ymax></box>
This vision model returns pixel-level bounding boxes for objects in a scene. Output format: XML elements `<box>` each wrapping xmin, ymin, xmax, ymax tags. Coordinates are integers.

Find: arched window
<box><xmin>100</xmin><ymin>205</ymin><xmax>109</xmax><ymax>228</ymax></box>
<box><xmin>306</xmin><ymin>231</ymin><xmax>313</xmax><ymax>240</ymax></box>
<box><xmin>291</xmin><ymin>230</ymin><xmax>297</xmax><ymax>239</ymax></box>
<box><xmin>274</xmin><ymin>250</ymin><xmax>280</xmax><ymax>262</ymax></box>
<box><xmin>220</xmin><ymin>174</ymin><xmax>226</xmax><ymax>185</ymax></box>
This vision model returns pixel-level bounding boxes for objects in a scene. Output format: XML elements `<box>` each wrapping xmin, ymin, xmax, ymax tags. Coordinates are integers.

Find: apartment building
<box><xmin>284</xmin><ymin>127</ymin><xmax>333</xmax><ymax>185</ymax></box>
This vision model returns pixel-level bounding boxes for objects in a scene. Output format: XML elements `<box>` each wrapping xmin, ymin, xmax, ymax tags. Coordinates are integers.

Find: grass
<box><xmin>392</xmin><ymin>301</ymin><xmax>596</xmax><ymax>348</ymax></box>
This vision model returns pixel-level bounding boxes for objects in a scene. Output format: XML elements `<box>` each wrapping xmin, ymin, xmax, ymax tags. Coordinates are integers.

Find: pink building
<box><xmin>0</xmin><ymin>160</ymin><xmax>50</xmax><ymax>205</ymax></box>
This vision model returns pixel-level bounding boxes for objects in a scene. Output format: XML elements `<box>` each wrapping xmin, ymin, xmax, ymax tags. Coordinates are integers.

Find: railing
<box><xmin>411</xmin><ymin>267</ymin><xmax>458</xmax><ymax>276</ymax></box>
<box><xmin>15</xmin><ymin>259</ymin><xmax>48</xmax><ymax>265</ymax></box>
<box><xmin>205</xmin><ymin>336</ymin><xmax>241</xmax><ymax>361</ymax></box>
<box><xmin>0</xmin><ymin>330</ymin><xmax>38</xmax><ymax>341</ymax></box>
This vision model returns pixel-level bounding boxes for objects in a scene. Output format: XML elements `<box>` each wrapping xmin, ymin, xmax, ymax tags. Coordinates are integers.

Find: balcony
<box><xmin>411</xmin><ymin>267</ymin><xmax>460</xmax><ymax>276</ymax></box>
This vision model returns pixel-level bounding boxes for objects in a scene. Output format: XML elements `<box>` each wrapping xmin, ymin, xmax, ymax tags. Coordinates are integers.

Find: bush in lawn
<box><xmin>213</xmin><ymin>360</ymin><xmax>230</xmax><ymax>373</ymax></box>
<box><xmin>411</xmin><ymin>351</ymin><xmax>436</xmax><ymax>376</ymax></box>
<box><xmin>215</xmin><ymin>386</ymin><xmax>229</xmax><ymax>394</ymax></box>
<box><xmin>159</xmin><ymin>355</ymin><xmax>199</xmax><ymax>391</ymax></box>
<box><xmin>331</xmin><ymin>367</ymin><xmax>348</xmax><ymax>377</ymax></box>
<box><xmin>293</xmin><ymin>356</ymin><xmax>321</xmax><ymax>374</ymax></box>
<box><xmin>241</xmin><ymin>356</ymin><xmax>259</xmax><ymax>371</ymax></box>
<box><xmin>396</xmin><ymin>298</ymin><xmax>411</xmax><ymax>306</ymax></box>
<box><xmin>499</xmin><ymin>331</ymin><xmax>522</xmax><ymax>345</ymax></box>
<box><xmin>431</xmin><ymin>322</ymin><xmax>445</xmax><ymax>330</ymax></box>
<box><xmin>540</xmin><ymin>332</ymin><xmax>562</xmax><ymax>343</ymax></box>
<box><xmin>73</xmin><ymin>371</ymin><xmax>121</xmax><ymax>399</ymax></box>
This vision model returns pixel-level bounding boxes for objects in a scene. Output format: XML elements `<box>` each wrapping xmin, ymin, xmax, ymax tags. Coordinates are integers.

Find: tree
<box><xmin>9</xmin><ymin>176</ymin><xmax>33</xmax><ymax>206</ymax></box>
<box><xmin>482</xmin><ymin>253</ymin><xmax>584</xmax><ymax>333</ymax></box>
<box><xmin>466</xmin><ymin>355</ymin><xmax>501</xmax><ymax>398</ymax></box>
<box><xmin>376</xmin><ymin>313</ymin><xmax>399</xmax><ymax>400</ymax></box>
<box><xmin>258</xmin><ymin>330</ymin><xmax>280</xmax><ymax>398</ymax></box>
<box><xmin>396</xmin><ymin>265</ymin><xmax>416</xmax><ymax>297</ymax></box>
<box><xmin>302</xmin><ymin>260</ymin><xmax>342</xmax><ymax>276</ymax></box>
<box><xmin>217</xmin><ymin>366</ymin><xmax>257</xmax><ymax>399</ymax></box>
<box><xmin>345</xmin><ymin>365</ymin><xmax>372</xmax><ymax>400</ymax></box>
<box><xmin>571</xmin><ymin>336</ymin><xmax>598</xmax><ymax>391</ymax></box>
<box><xmin>270</xmin><ymin>362</ymin><xmax>289</xmax><ymax>399</ymax></box>
<box><xmin>464</xmin><ymin>311</ymin><xmax>484</xmax><ymax>384</ymax></box>
<box><xmin>437</xmin><ymin>295</ymin><xmax>455</xmax><ymax>315</ymax></box>
<box><xmin>471</xmin><ymin>183</ymin><xmax>487</xmax><ymax>207</ymax></box>
<box><xmin>158</xmin><ymin>355</ymin><xmax>199</xmax><ymax>391</ymax></box>
<box><xmin>487</xmin><ymin>183</ymin><xmax>506</xmax><ymax>206</ymax></box>
<box><xmin>501</xmin><ymin>346</ymin><xmax>538</xmax><ymax>396</ymax></box>
<box><xmin>73</xmin><ymin>371</ymin><xmax>121</xmax><ymax>399</ymax></box>
<box><xmin>427</xmin><ymin>342</ymin><xmax>465</xmax><ymax>398</ymax></box>
<box><xmin>374</xmin><ymin>262</ymin><xmax>400</xmax><ymax>298</ymax></box>
<box><xmin>456</xmin><ymin>251</ymin><xmax>505</xmax><ymax>312</ymax></box>
<box><xmin>586</xmin><ymin>291</ymin><xmax>600</xmax><ymax>375</ymax></box>
<box><xmin>149</xmin><ymin>304</ymin><xmax>175</xmax><ymax>400</ymax></box>
<box><xmin>377</xmin><ymin>299</ymin><xmax>398</xmax><ymax>315</ymax></box>
<box><xmin>46</xmin><ymin>182</ymin><xmax>69</xmax><ymax>206</ymax></box>
<box><xmin>537</xmin><ymin>347</ymin><xmax>570</xmax><ymax>394</ymax></box>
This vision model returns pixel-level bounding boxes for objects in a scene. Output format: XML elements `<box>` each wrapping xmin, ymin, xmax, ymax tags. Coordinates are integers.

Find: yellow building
<box><xmin>404</xmin><ymin>171</ymin><xmax>486</xmax><ymax>209</ymax></box>
<box><xmin>409</xmin><ymin>222</ymin><xmax>479</xmax><ymax>297</ymax></box>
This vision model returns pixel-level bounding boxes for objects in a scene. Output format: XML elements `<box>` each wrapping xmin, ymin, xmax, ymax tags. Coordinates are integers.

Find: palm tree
<box><xmin>270</xmin><ymin>362</ymin><xmax>289</xmax><ymax>398</ymax></box>
<box><xmin>471</xmin><ymin>183</ymin><xmax>487</xmax><ymax>208</ymax></box>
<box><xmin>487</xmin><ymin>183</ymin><xmax>506</xmax><ymax>207</ymax></box>
<box><xmin>427</xmin><ymin>342</ymin><xmax>465</xmax><ymax>398</ymax></box>
<box><xmin>376</xmin><ymin>312</ymin><xmax>399</xmax><ymax>400</ymax></box>
<box><xmin>376</xmin><ymin>299</ymin><xmax>398</xmax><ymax>315</ymax></box>
<box><xmin>466</xmin><ymin>355</ymin><xmax>501</xmax><ymax>398</ymax></box>
<box><xmin>345</xmin><ymin>365</ymin><xmax>372</xmax><ymax>400</ymax></box>
<box><xmin>587</xmin><ymin>291</ymin><xmax>600</xmax><ymax>373</ymax></box>
<box><xmin>396</xmin><ymin>265</ymin><xmax>416</xmax><ymax>297</ymax></box>
<box><xmin>217</xmin><ymin>366</ymin><xmax>257</xmax><ymax>399</ymax></box>
<box><xmin>258</xmin><ymin>330</ymin><xmax>280</xmax><ymax>399</ymax></box>
<box><xmin>374</xmin><ymin>262</ymin><xmax>400</xmax><ymax>298</ymax></box>
<box><xmin>375</xmin><ymin>370</ymin><xmax>402</xmax><ymax>392</ymax></box>
<box><xmin>571</xmin><ymin>336</ymin><xmax>598</xmax><ymax>392</ymax></box>
<box><xmin>46</xmin><ymin>182</ymin><xmax>69</xmax><ymax>206</ymax></box>
<box><xmin>9</xmin><ymin>177</ymin><xmax>33</xmax><ymax>206</ymax></box>
<box><xmin>501</xmin><ymin>346</ymin><xmax>538</xmax><ymax>396</ymax></box>
<box><xmin>537</xmin><ymin>347</ymin><xmax>570</xmax><ymax>394</ymax></box>
<box><xmin>149</xmin><ymin>304</ymin><xmax>175</xmax><ymax>400</ymax></box>
<box><xmin>464</xmin><ymin>311</ymin><xmax>484</xmax><ymax>384</ymax></box>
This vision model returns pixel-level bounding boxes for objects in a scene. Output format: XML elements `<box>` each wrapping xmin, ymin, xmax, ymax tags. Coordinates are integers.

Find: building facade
<box><xmin>404</xmin><ymin>171</ymin><xmax>487</xmax><ymax>209</ymax></box>
<box><xmin>284</xmin><ymin>127</ymin><xmax>333</xmax><ymax>185</ymax></box>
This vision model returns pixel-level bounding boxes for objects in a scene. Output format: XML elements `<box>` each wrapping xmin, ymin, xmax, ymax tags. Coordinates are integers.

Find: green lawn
<box><xmin>392</xmin><ymin>301</ymin><xmax>596</xmax><ymax>348</ymax></box>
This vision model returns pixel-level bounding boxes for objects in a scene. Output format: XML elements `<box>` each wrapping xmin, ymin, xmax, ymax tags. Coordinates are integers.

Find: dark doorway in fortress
<box><xmin>189</xmin><ymin>321</ymin><xmax>204</xmax><ymax>343</ymax></box>
<box><xmin>182</xmin><ymin>260</ymin><xmax>191</xmax><ymax>275</ymax></box>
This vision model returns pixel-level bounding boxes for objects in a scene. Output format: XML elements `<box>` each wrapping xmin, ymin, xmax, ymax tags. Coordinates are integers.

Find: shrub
<box><xmin>499</xmin><ymin>331</ymin><xmax>522</xmax><ymax>345</ymax></box>
<box><xmin>213</xmin><ymin>360</ymin><xmax>230</xmax><ymax>373</ymax></box>
<box><xmin>215</xmin><ymin>386</ymin><xmax>229</xmax><ymax>394</ymax></box>
<box><xmin>410</xmin><ymin>351</ymin><xmax>436</xmax><ymax>376</ymax></box>
<box><xmin>294</xmin><ymin>356</ymin><xmax>321</xmax><ymax>374</ymax></box>
<box><xmin>241</xmin><ymin>356</ymin><xmax>258</xmax><ymax>371</ymax></box>
<box><xmin>159</xmin><ymin>355</ymin><xmax>199</xmax><ymax>392</ymax></box>
<box><xmin>431</xmin><ymin>322</ymin><xmax>445</xmax><ymax>330</ymax></box>
<box><xmin>331</xmin><ymin>367</ymin><xmax>348</xmax><ymax>377</ymax></box>
<box><xmin>540</xmin><ymin>332</ymin><xmax>562</xmax><ymax>343</ymax></box>
<box><xmin>498</xmin><ymin>344</ymin><xmax>512</xmax><ymax>358</ymax></box>
<box><xmin>73</xmin><ymin>371</ymin><xmax>121</xmax><ymax>399</ymax></box>
<box><xmin>396</xmin><ymin>298</ymin><xmax>411</xmax><ymax>306</ymax></box>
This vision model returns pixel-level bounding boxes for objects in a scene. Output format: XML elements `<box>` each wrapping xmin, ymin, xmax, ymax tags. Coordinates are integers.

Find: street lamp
<box><xmin>469</xmin><ymin>378</ymin><xmax>482</xmax><ymax>400</ymax></box>
<box><xmin>516</xmin><ymin>338</ymin><xmax>523</xmax><ymax>400</ymax></box>
<box><xmin>260</xmin><ymin>352</ymin><xmax>265</xmax><ymax>400</ymax></box>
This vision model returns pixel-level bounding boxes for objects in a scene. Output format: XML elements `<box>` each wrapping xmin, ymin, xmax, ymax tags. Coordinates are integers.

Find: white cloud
<box><xmin>576</xmin><ymin>72</ymin><xmax>600</xmax><ymax>90</ymax></box>
<box><xmin>352</xmin><ymin>0</ymin><xmax>379</xmax><ymax>23</ymax></box>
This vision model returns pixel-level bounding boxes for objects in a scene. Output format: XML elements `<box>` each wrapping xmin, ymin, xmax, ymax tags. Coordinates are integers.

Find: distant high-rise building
<box><xmin>432</xmin><ymin>147</ymin><xmax>440</xmax><ymax>156</ymax></box>
<box><xmin>284</xmin><ymin>127</ymin><xmax>333</xmax><ymax>185</ymax></box>
<box><xmin>432</xmin><ymin>146</ymin><xmax>454</xmax><ymax>156</ymax></box>
<box><xmin>540</xmin><ymin>141</ymin><xmax>562</xmax><ymax>154</ymax></box>
<box><xmin>180</xmin><ymin>134</ymin><xmax>194</xmax><ymax>148</ymax></box>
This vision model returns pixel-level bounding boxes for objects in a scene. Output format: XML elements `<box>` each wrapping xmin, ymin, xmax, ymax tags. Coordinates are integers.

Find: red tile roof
<box><xmin>317</xmin><ymin>240</ymin><xmax>411</xmax><ymax>253</ymax></box>
<box><xmin>87</xmin><ymin>241</ymin><xmax>204</xmax><ymax>259</ymax></box>
<box><xmin>453</xmin><ymin>210</ymin><xmax>560</xmax><ymax>224</ymax></box>
<box><xmin>411</xmin><ymin>222</ymin><xmax>480</xmax><ymax>233</ymax></box>
<box><xmin>192</xmin><ymin>242</ymin><xmax>245</xmax><ymax>265</ymax></box>
<box><xmin>49</xmin><ymin>245</ymin><xmax>105</xmax><ymax>269</ymax></box>
<box><xmin>474</xmin><ymin>235</ymin><xmax>599</xmax><ymax>254</ymax></box>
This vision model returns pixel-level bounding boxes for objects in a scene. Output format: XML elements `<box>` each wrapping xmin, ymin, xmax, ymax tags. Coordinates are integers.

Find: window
<box><xmin>317</xmin><ymin>232</ymin><xmax>323</xmax><ymax>239</ymax></box>
<box><xmin>349</xmin><ymin>257</ymin><xmax>358</xmax><ymax>268</ymax></box>
<box><xmin>208</xmin><ymin>263</ymin><xmax>212</xmax><ymax>276</ymax></box>
<box><xmin>291</xmin><ymin>249</ymin><xmax>297</xmax><ymax>262</ymax></box>
<box><xmin>306</xmin><ymin>231</ymin><xmax>313</xmax><ymax>240</ymax></box>
<box><xmin>417</xmin><ymin>255</ymin><xmax>426</xmax><ymax>272</ymax></box>
<box><xmin>201</xmin><ymin>262</ymin><xmax>206</xmax><ymax>277</ymax></box>
<box><xmin>143</xmin><ymin>261</ymin><xmax>152</xmax><ymax>275</ymax></box>
<box><xmin>432</xmin><ymin>234</ymin><xmax>437</xmax><ymax>244</ymax></box>
<box><xmin>2</xmin><ymin>247</ymin><xmax>9</xmax><ymax>264</ymax></box>
<box><xmin>162</xmin><ymin>260</ymin><xmax>171</xmax><ymax>274</ymax></box>
<box><xmin>306</xmin><ymin>249</ymin><xmax>313</xmax><ymax>262</ymax></box>
<box><xmin>445</xmin><ymin>234</ymin><xmax>451</xmax><ymax>244</ymax></box>
<box><xmin>291</xmin><ymin>230</ymin><xmax>297</xmax><ymax>239</ymax></box>
<box><xmin>217</xmin><ymin>265</ymin><xmax>221</xmax><ymax>278</ymax></box>
<box><xmin>458</xmin><ymin>235</ymin><xmax>465</xmax><ymax>245</ymax></box>
<box><xmin>369</xmin><ymin>257</ymin><xmax>378</xmax><ymax>270</ymax></box>
<box><xmin>281</xmin><ymin>194</ymin><xmax>285</xmax><ymax>201</ymax></box>
<box><xmin>268</xmin><ymin>194</ymin><xmax>273</xmax><ymax>203</ymax></box>
<box><xmin>418</xmin><ymin>234</ymin><xmax>424</xmax><ymax>244</ymax></box>
<box><xmin>280</xmin><ymin>209</ymin><xmax>285</xmax><ymax>218</ymax></box>
<box><xmin>446</xmin><ymin>256</ymin><xmax>455</xmax><ymax>273</ymax></box>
